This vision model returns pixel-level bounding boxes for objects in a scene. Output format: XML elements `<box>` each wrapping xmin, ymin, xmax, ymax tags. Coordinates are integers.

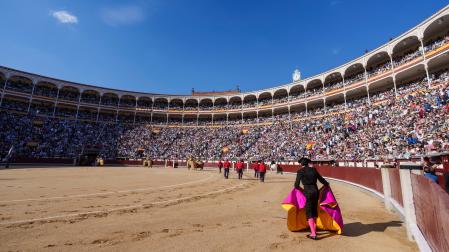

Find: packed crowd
<box><xmin>393</xmin><ymin>49</ymin><xmax>422</xmax><ymax>67</ymax></box>
<box><xmin>367</xmin><ymin>61</ymin><xmax>392</xmax><ymax>78</ymax></box>
<box><xmin>1</xmin><ymin>70</ymin><xmax>448</xmax><ymax>162</ymax></box>
<box><xmin>424</xmin><ymin>35</ymin><xmax>449</xmax><ymax>52</ymax></box>
<box><xmin>2</xmin><ymin>35</ymin><xmax>449</xmax><ymax>161</ymax></box>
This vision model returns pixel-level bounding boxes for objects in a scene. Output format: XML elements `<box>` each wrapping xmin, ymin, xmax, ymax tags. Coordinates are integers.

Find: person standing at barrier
<box><xmin>258</xmin><ymin>161</ymin><xmax>267</xmax><ymax>182</ymax></box>
<box><xmin>223</xmin><ymin>159</ymin><xmax>231</xmax><ymax>179</ymax></box>
<box><xmin>218</xmin><ymin>160</ymin><xmax>223</xmax><ymax>173</ymax></box>
<box><xmin>423</xmin><ymin>157</ymin><xmax>439</xmax><ymax>183</ymax></box>
<box><xmin>270</xmin><ymin>161</ymin><xmax>276</xmax><ymax>172</ymax></box>
<box><xmin>277</xmin><ymin>162</ymin><xmax>283</xmax><ymax>175</ymax></box>
<box><xmin>295</xmin><ymin>157</ymin><xmax>329</xmax><ymax>240</ymax></box>
<box><xmin>236</xmin><ymin>159</ymin><xmax>244</xmax><ymax>179</ymax></box>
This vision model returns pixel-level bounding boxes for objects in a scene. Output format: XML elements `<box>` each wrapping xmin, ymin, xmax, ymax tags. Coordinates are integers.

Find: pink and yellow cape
<box><xmin>281</xmin><ymin>186</ymin><xmax>344</xmax><ymax>234</ymax></box>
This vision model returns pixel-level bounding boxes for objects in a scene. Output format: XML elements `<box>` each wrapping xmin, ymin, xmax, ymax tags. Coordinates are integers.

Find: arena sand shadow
<box><xmin>343</xmin><ymin>220</ymin><xmax>403</xmax><ymax>237</ymax></box>
<box><xmin>261</xmin><ymin>180</ymin><xmax>293</xmax><ymax>184</ymax></box>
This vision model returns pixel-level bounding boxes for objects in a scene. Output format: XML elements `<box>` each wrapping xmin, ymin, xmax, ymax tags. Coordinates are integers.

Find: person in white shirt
<box><xmin>270</xmin><ymin>161</ymin><xmax>277</xmax><ymax>172</ymax></box>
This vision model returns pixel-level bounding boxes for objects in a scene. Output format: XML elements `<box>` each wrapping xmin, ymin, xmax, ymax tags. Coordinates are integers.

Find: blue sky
<box><xmin>0</xmin><ymin>0</ymin><xmax>447</xmax><ymax>94</ymax></box>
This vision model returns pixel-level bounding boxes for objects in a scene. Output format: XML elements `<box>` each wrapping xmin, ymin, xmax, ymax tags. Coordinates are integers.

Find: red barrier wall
<box><xmin>10</xmin><ymin>157</ymin><xmax>73</xmax><ymax>164</ymax></box>
<box><xmin>105</xmin><ymin>160</ymin><xmax>142</xmax><ymax>165</ymax></box>
<box><xmin>153</xmin><ymin>161</ymin><xmax>165</xmax><ymax>166</ymax></box>
<box><xmin>389</xmin><ymin>168</ymin><xmax>403</xmax><ymax>206</ymax></box>
<box><xmin>316</xmin><ymin>165</ymin><xmax>384</xmax><ymax>194</ymax></box>
<box><xmin>279</xmin><ymin>164</ymin><xmax>383</xmax><ymax>194</ymax></box>
<box><xmin>106</xmin><ymin>160</ymin><xmax>171</xmax><ymax>167</ymax></box>
<box><xmin>278</xmin><ymin>164</ymin><xmax>298</xmax><ymax>173</ymax></box>
<box><xmin>204</xmin><ymin>162</ymin><xmax>217</xmax><ymax>168</ymax></box>
<box><xmin>412</xmin><ymin>174</ymin><xmax>449</xmax><ymax>252</ymax></box>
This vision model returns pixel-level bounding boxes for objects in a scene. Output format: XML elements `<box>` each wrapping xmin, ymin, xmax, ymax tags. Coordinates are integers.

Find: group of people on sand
<box><xmin>217</xmin><ymin>159</ymin><xmax>267</xmax><ymax>182</ymax></box>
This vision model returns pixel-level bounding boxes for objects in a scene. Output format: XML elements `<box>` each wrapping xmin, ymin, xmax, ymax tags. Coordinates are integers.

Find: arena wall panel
<box><xmin>11</xmin><ymin>157</ymin><xmax>73</xmax><ymax>164</ymax></box>
<box><xmin>204</xmin><ymin>161</ymin><xmax>218</xmax><ymax>168</ymax></box>
<box><xmin>277</xmin><ymin>164</ymin><xmax>298</xmax><ymax>173</ymax></box>
<box><xmin>316</xmin><ymin>165</ymin><xmax>384</xmax><ymax>194</ymax></box>
<box><xmin>389</xmin><ymin>168</ymin><xmax>403</xmax><ymax>206</ymax></box>
<box><xmin>153</xmin><ymin>160</ymin><xmax>165</xmax><ymax>166</ymax></box>
<box><xmin>411</xmin><ymin>174</ymin><xmax>449</xmax><ymax>252</ymax></box>
<box><xmin>105</xmin><ymin>160</ymin><xmax>142</xmax><ymax>165</ymax></box>
<box><xmin>278</xmin><ymin>164</ymin><xmax>383</xmax><ymax>194</ymax></box>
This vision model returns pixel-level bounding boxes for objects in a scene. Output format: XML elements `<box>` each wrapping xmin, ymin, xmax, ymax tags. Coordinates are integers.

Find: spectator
<box><xmin>0</xmin><ymin>69</ymin><xmax>448</xmax><ymax>164</ymax></box>
<box><xmin>423</xmin><ymin>157</ymin><xmax>439</xmax><ymax>183</ymax></box>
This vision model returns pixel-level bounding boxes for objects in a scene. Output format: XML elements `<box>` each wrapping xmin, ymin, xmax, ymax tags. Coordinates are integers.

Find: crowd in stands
<box><xmin>393</xmin><ymin>49</ymin><xmax>422</xmax><ymax>67</ymax></box>
<box><xmin>367</xmin><ymin>62</ymin><xmax>392</xmax><ymax>78</ymax></box>
<box><xmin>58</xmin><ymin>89</ymin><xmax>79</xmax><ymax>101</ymax></box>
<box><xmin>1</xmin><ymin>70</ymin><xmax>448</xmax><ymax>163</ymax></box>
<box><xmin>30</xmin><ymin>102</ymin><xmax>54</xmax><ymax>116</ymax></box>
<box><xmin>242</xmin><ymin>100</ymin><xmax>257</xmax><ymax>108</ymax></box>
<box><xmin>34</xmin><ymin>85</ymin><xmax>58</xmax><ymax>98</ymax></box>
<box><xmin>345</xmin><ymin>73</ymin><xmax>365</xmax><ymax>85</ymax></box>
<box><xmin>273</xmin><ymin>96</ymin><xmax>289</xmax><ymax>104</ymax></box>
<box><xmin>5</xmin><ymin>80</ymin><xmax>32</xmax><ymax>93</ymax></box>
<box><xmin>80</xmin><ymin>93</ymin><xmax>100</xmax><ymax>104</ymax></box>
<box><xmin>101</xmin><ymin>96</ymin><xmax>119</xmax><ymax>107</ymax></box>
<box><xmin>303</xmin><ymin>88</ymin><xmax>323</xmax><ymax>99</ymax></box>
<box><xmin>1</xmin><ymin>35</ymin><xmax>449</xmax><ymax>162</ymax></box>
<box><xmin>0</xmin><ymin>113</ymin><xmax>121</xmax><ymax>159</ymax></box>
<box><xmin>424</xmin><ymin>35</ymin><xmax>449</xmax><ymax>52</ymax></box>
<box><xmin>137</xmin><ymin>100</ymin><xmax>152</xmax><ymax>109</ymax></box>
<box><xmin>324</xmin><ymin>81</ymin><xmax>344</xmax><ymax>92</ymax></box>
<box><xmin>120</xmin><ymin>99</ymin><xmax>136</xmax><ymax>107</ymax></box>
<box><xmin>258</xmin><ymin>97</ymin><xmax>272</xmax><ymax>106</ymax></box>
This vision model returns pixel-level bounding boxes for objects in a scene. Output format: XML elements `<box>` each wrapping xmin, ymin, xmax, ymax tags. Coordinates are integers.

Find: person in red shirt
<box><xmin>236</xmin><ymin>159</ymin><xmax>244</xmax><ymax>179</ymax></box>
<box><xmin>223</xmin><ymin>159</ymin><xmax>231</xmax><ymax>179</ymax></box>
<box><xmin>217</xmin><ymin>160</ymin><xmax>223</xmax><ymax>173</ymax></box>
<box><xmin>418</xmin><ymin>106</ymin><xmax>425</xmax><ymax>118</ymax></box>
<box><xmin>252</xmin><ymin>161</ymin><xmax>259</xmax><ymax>178</ymax></box>
<box><xmin>258</xmin><ymin>161</ymin><xmax>267</xmax><ymax>182</ymax></box>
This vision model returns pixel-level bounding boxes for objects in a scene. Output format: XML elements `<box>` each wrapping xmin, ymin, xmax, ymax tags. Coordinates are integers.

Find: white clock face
<box><xmin>293</xmin><ymin>71</ymin><xmax>300</xmax><ymax>81</ymax></box>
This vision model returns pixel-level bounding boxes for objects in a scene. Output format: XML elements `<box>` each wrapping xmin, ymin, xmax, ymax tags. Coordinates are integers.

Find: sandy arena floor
<box><xmin>0</xmin><ymin>167</ymin><xmax>417</xmax><ymax>252</ymax></box>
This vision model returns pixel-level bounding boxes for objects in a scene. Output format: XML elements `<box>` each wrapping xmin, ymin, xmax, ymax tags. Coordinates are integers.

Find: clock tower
<box><xmin>292</xmin><ymin>69</ymin><xmax>301</xmax><ymax>82</ymax></box>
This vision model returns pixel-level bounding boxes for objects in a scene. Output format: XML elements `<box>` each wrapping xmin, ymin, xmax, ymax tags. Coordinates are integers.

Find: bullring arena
<box><xmin>0</xmin><ymin>166</ymin><xmax>417</xmax><ymax>251</ymax></box>
<box><xmin>2</xmin><ymin>2</ymin><xmax>449</xmax><ymax>252</ymax></box>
